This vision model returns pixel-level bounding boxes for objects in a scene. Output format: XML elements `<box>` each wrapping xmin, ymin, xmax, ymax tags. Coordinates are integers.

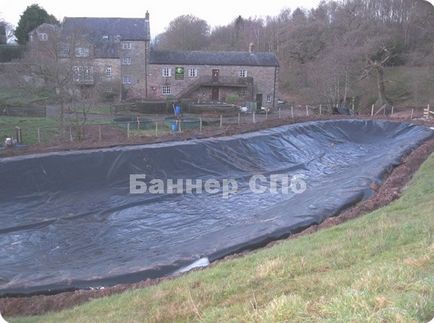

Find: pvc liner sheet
<box><xmin>0</xmin><ymin>120</ymin><xmax>433</xmax><ymax>296</ymax></box>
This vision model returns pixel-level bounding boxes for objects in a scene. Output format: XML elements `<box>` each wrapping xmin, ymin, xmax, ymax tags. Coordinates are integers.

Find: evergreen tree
<box><xmin>15</xmin><ymin>4</ymin><xmax>58</xmax><ymax>45</ymax></box>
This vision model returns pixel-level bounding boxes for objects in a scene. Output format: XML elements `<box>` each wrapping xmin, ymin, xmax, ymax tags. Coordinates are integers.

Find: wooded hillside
<box><xmin>155</xmin><ymin>0</ymin><xmax>434</xmax><ymax>110</ymax></box>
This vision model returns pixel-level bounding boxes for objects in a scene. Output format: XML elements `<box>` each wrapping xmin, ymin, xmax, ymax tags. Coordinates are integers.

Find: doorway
<box><xmin>212</xmin><ymin>88</ymin><xmax>220</xmax><ymax>101</ymax></box>
<box><xmin>256</xmin><ymin>94</ymin><xmax>263</xmax><ymax>110</ymax></box>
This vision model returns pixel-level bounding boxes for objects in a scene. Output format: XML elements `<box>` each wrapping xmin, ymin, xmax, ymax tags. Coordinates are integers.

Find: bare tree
<box><xmin>155</xmin><ymin>15</ymin><xmax>210</xmax><ymax>50</ymax></box>
<box><xmin>21</xmin><ymin>24</ymin><xmax>105</xmax><ymax>139</ymax></box>
<box><xmin>361</xmin><ymin>44</ymin><xmax>394</xmax><ymax>111</ymax></box>
<box><xmin>0</xmin><ymin>18</ymin><xmax>15</xmax><ymax>43</ymax></box>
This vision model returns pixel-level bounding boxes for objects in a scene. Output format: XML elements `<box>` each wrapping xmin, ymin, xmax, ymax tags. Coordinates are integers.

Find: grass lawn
<box><xmin>8</xmin><ymin>154</ymin><xmax>434</xmax><ymax>322</ymax></box>
<box><xmin>88</xmin><ymin>105</ymin><xmax>115</xmax><ymax>115</ymax></box>
<box><xmin>0</xmin><ymin>117</ymin><xmax>59</xmax><ymax>145</ymax></box>
<box><xmin>0</xmin><ymin>88</ymin><xmax>51</xmax><ymax>107</ymax></box>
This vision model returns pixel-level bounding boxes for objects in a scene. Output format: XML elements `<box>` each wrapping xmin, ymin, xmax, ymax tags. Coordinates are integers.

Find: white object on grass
<box><xmin>174</xmin><ymin>257</ymin><xmax>210</xmax><ymax>275</ymax></box>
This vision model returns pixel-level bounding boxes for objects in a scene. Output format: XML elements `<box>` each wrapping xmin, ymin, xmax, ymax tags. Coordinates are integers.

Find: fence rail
<box><xmin>0</xmin><ymin>104</ymin><xmax>432</xmax><ymax>148</ymax></box>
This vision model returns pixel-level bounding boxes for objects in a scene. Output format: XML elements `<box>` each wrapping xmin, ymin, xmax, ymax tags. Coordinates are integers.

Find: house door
<box><xmin>212</xmin><ymin>88</ymin><xmax>219</xmax><ymax>101</ymax></box>
<box><xmin>256</xmin><ymin>94</ymin><xmax>263</xmax><ymax>110</ymax></box>
<box><xmin>212</xmin><ymin>69</ymin><xmax>219</xmax><ymax>81</ymax></box>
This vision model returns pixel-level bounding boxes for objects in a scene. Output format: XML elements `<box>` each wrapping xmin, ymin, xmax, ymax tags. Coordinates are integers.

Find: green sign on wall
<box><xmin>175</xmin><ymin>67</ymin><xmax>184</xmax><ymax>80</ymax></box>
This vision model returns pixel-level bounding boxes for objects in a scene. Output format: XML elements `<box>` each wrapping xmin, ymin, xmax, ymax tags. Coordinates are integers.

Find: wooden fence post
<box><xmin>237</xmin><ymin>112</ymin><xmax>241</xmax><ymax>125</ymax></box>
<box><xmin>411</xmin><ymin>108</ymin><xmax>414</xmax><ymax>119</ymax></box>
<box><xmin>319</xmin><ymin>104</ymin><xmax>322</xmax><ymax>115</ymax></box>
<box><xmin>155</xmin><ymin>122</ymin><xmax>158</xmax><ymax>137</ymax></box>
<box><xmin>371</xmin><ymin>104</ymin><xmax>375</xmax><ymax>117</ymax></box>
<box><xmin>199</xmin><ymin>117</ymin><xmax>203</xmax><ymax>132</ymax></box>
<box><xmin>98</xmin><ymin>125</ymin><xmax>102</xmax><ymax>141</ymax></box>
<box><xmin>305</xmin><ymin>105</ymin><xmax>309</xmax><ymax>117</ymax></box>
<box><xmin>220</xmin><ymin>115</ymin><xmax>223</xmax><ymax>128</ymax></box>
<box><xmin>291</xmin><ymin>106</ymin><xmax>294</xmax><ymax>119</ymax></box>
<box><xmin>127</xmin><ymin>123</ymin><xmax>130</xmax><ymax>138</ymax></box>
<box><xmin>253</xmin><ymin>111</ymin><xmax>256</xmax><ymax>124</ymax></box>
<box><xmin>15</xmin><ymin>127</ymin><xmax>22</xmax><ymax>144</ymax></box>
<box><xmin>37</xmin><ymin>128</ymin><xmax>41</xmax><ymax>144</ymax></box>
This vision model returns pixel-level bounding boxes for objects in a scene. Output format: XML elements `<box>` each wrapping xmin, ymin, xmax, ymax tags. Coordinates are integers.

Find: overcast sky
<box><xmin>1</xmin><ymin>0</ymin><xmax>324</xmax><ymax>37</ymax></box>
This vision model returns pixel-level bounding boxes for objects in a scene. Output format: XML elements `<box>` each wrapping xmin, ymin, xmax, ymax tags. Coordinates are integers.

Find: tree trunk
<box><xmin>375</xmin><ymin>64</ymin><xmax>389</xmax><ymax>107</ymax></box>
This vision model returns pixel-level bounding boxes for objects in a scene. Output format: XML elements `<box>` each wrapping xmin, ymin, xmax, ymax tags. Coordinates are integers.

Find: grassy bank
<box><xmin>9</xmin><ymin>154</ymin><xmax>434</xmax><ymax>322</ymax></box>
<box><xmin>0</xmin><ymin>117</ymin><xmax>59</xmax><ymax>145</ymax></box>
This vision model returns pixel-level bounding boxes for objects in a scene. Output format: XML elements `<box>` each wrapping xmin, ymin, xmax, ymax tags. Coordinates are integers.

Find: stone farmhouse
<box><xmin>29</xmin><ymin>13</ymin><xmax>279</xmax><ymax>108</ymax></box>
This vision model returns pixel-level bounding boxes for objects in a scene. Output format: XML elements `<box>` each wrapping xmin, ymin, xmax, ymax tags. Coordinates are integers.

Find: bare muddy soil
<box><xmin>1</xmin><ymin>118</ymin><xmax>434</xmax><ymax>318</ymax></box>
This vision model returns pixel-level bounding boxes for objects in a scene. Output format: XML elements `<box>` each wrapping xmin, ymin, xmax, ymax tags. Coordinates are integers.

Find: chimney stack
<box><xmin>145</xmin><ymin>11</ymin><xmax>150</xmax><ymax>20</ymax></box>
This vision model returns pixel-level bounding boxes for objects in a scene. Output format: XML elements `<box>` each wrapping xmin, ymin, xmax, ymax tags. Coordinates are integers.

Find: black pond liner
<box><xmin>0</xmin><ymin>120</ymin><xmax>433</xmax><ymax>296</ymax></box>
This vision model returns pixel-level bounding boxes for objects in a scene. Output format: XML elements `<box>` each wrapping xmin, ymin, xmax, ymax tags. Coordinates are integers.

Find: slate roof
<box><xmin>150</xmin><ymin>50</ymin><xmax>279</xmax><ymax>67</ymax></box>
<box><xmin>62</xmin><ymin>17</ymin><xmax>150</xmax><ymax>41</ymax></box>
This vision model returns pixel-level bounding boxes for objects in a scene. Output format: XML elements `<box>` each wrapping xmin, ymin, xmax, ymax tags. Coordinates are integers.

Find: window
<box><xmin>75</xmin><ymin>47</ymin><xmax>90</xmax><ymax>58</ymax></box>
<box><xmin>83</xmin><ymin>67</ymin><xmax>92</xmax><ymax>82</ymax></box>
<box><xmin>38</xmin><ymin>33</ymin><xmax>48</xmax><ymax>41</ymax></box>
<box><xmin>122</xmin><ymin>75</ymin><xmax>132</xmax><ymax>85</ymax></box>
<box><xmin>162</xmin><ymin>67</ymin><xmax>172</xmax><ymax>77</ymax></box>
<box><xmin>239</xmin><ymin>69</ymin><xmax>247</xmax><ymax>78</ymax></box>
<box><xmin>162</xmin><ymin>85</ymin><xmax>171</xmax><ymax>95</ymax></box>
<box><xmin>59</xmin><ymin>43</ymin><xmax>70</xmax><ymax>57</ymax></box>
<box><xmin>72</xmin><ymin>66</ymin><xmax>80</xmax><ymax>82</ymax></box>
<box><xmin>188</xmin><ymin>68</ymin><xmax>198</xmax><ymax>77</ymax></box>
<box><xmin>122</xmin><ymin>57</ymin><xmax>132</xmax><ymax>65</ymax></box>
<box><xmin>105</xmin><ymin>66</ymin><xmax>112</xmax><ymax>77</ymax></box>
<box><xmin>122</xmin><ymin>42</ymin><xmax>132</xmax><ymax>49</ymax></box>
<box><xmin>72</xmin><ymin>66</ymin><xmax>93</xmax><ymax>83</ymax></box>
<box><xmin>266</xmin><ymin>95</ymin><xmax>272</xmax><ymax>103</ymax></box>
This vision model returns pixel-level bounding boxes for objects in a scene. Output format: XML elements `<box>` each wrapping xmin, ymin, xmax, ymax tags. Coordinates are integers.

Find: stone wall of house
<box><xmin>147</xmin><ymin>64</ymin><xmax>278</xmax><ymax>107</ymax></box>
<box><xmin>94</xmin><ymin>58</ymin><xmax>121</xmax><ymax>99</ymax></box>
<box><xmin>120</xmin><ymin>40</ymin><xmax>147</xmax><ymax>99</ymax></box>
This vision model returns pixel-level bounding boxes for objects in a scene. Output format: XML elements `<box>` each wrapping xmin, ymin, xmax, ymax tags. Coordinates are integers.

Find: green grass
<box><xmin>8</xmin><ymin>154</ymin><xmax>434</xmax><ymax>322</ymax></box>
<box><xmin>88</xmin><ymin>105</ymin><xmax>114</xmax><ymax>115</ymax></box>
<box><xmin>0</xmin><ymin>88</ymin><xmax>51</xmax><ymax>107</ymax></box>
<box><xmin>0</xmin><ymin>116</ymin><xmax>59</xmax><ymax>145</ymax></box>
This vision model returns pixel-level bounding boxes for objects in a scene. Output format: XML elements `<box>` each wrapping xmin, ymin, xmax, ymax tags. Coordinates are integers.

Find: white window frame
<box><xmin>75</xmin><ymin>47</ymin><xmax>90</xmax><ymax>58</ymax></box>
<box><xmin>122</xmin><ymin>75</ymin><xmax>132</xmax><ymax>85</ymax></box>
<box><xmin>72</xmin><ymin>66</ymin><xmax>93</xmax><ymax>83</ymax></box>
<box><xmin>83</xmin><ymin>66</ymin><xmax>92</xmax><ymax>82</ymax></box>
<box><xmin>122</xmin><ymin>42</ymin><xmax>132</xmax><ymax>50</ymax></box>
<box><xmin>38</xmin><ymin>33</ymin><xmax>48</xmax><ymax>41</ymax></box>
<box><xmin>188</xmin><ymin>68</ymin><xmax>198</xmax><ymax>77</ymax></box>
<box><xmin>162</xmin><ymin>67</ymin><xmax>172</xmax><ymax>77</ymax></box>
<box><xmin>72</xmin><ymin>66</ymin><xmax>80</xmax><ymax>82</ymax></box>
<box><xmin>162</xmin><ymin>85</ymin><xmax>171</xmax><ymax>95</ymax></box>
<box><xmin>239</xmin><ymin>69</ymin><xmax>248</xmax><ymax>78</ymax></box>
<box><xmin>266</xmin><ymin>95</ymin><xmax>272</xmax><ymax>103</ymax></box>
<box><xmin>105</xmin><ymin>66</ymin><xmax>112</xmax><ymax>77</ymax></box>
<box><xmin>122</xmin><ymin>57</ymin><xmax>132</xmax><ymax>65</ymax></box>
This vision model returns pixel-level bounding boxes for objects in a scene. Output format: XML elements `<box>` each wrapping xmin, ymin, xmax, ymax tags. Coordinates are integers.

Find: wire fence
<box><xmin>1</xmin><ymin>104</ymin><xmax>432</xmax><ymax>147</ymax></box>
